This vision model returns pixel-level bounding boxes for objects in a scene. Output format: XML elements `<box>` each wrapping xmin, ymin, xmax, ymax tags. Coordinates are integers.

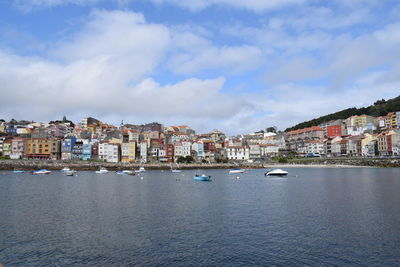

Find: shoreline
<box><xmin>0</xmin><ymin>158</ymin><xmax>398</xmax><ymax>171</ymax></box>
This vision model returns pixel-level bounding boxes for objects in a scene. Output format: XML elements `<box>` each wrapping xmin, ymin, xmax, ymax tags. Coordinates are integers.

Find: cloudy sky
<box><xmin>1</xmin><ymin>0</ymin><xmax>399</xmax><ymax>134</ymax></box>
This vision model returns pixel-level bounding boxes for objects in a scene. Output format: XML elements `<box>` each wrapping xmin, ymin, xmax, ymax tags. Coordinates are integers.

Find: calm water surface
<box><xmin>0</xmin><ymin>168</ymin><xmax>400</xmax><ymax>266</ymax></box>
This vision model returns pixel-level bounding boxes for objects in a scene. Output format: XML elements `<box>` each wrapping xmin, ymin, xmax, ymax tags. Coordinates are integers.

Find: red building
<box><xmin>203</xmin><ymin>140</ymin><xmax>215</xmax><ymax>152</ymax></box>
<box><xmin>327</xmin><ymin>125</ymin><xmax>342</xmax><ymax>138</ymax></box>
<box><xmin>166</xmin><ymin>144</ymin><xmax>174</xmax><ymax>163</ymax></box>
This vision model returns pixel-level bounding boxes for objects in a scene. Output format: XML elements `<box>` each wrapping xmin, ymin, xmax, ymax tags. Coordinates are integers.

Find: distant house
<box><xmin>72</xmin><ymin>141</ymin><xmax>83</xmax><ymax>160</ymax></box>
<box><xmin>11</xmin><ymin>138</ymin><xmax>25</xmax><ymax>159</ymax></box>
<box><xmin>306</xmin><ymin>140</ymin><xmax>324</xmax><ymax>155</ymax></box>
<box><xmin>99</xmin><ymin>142</ymin><xmax>120</xmax><ymax>163</ymax></box>
<box><xmin>259</xmin><ymin>144</ymin><xmax>279</xmax><ymax>157</ymax></box>
<box><xmin>226</xmin><ymin>146</ymin><xmax>250</xmax><ymax>161</ymax></box>
<box><xmin>82</xmin><ymin>144</ymin><xmax>92</xmax><ymax>161</ymax></box>
<box><xmin>121</xmin><ymin>141</ymin><xmax>136</xmax><ymax>163</ymax></box>
<box><xmin>285</xmin><ymin>126</ymin><xmax>324</xmax><ymax>152</ymax></box>
<box><xmin>61</xmin><ymin>136</ymin><xmax>77</xmax><ymax>160</ymax></box>
<box><xmin>25</xmin><ymin>138</ymin><xmax>60</xmax><ymax>160</ymax></box>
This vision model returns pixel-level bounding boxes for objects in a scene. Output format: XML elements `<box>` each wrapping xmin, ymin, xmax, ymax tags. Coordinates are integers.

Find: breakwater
<box><xmin>0</xmin><ymin>158</ymin><xmax>399</xmax><ymax>171</ymax></box>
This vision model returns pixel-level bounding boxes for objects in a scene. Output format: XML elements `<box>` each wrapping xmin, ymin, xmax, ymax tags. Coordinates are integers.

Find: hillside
<box><xmin>284</xmin><ymin>95</ymin><xmax>400</xmax><ymax>132</ymax></box>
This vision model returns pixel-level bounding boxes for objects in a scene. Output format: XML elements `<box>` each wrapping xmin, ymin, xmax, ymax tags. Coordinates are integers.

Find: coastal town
<box><xmin>1</xmin><ymin>111</ymin><xmax>400</xmax><ymax>164</ymax></box>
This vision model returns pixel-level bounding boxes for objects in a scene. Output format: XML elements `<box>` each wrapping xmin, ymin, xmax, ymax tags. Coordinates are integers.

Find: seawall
<box><xmin>0</xmin><ymin>158</ymin><xmax>399</xmax><ymax>171</ymax></box>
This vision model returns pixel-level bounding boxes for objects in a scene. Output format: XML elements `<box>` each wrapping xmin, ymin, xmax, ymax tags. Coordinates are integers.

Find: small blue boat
<box><xmin>193</xmin><ymin>174</ymin><xmax>212</xmax><ymax>181</ymax></box>
<box><xmin>13</xmin><ymin>170</ymin><xmax>25</xmax><ymax>173</ymax></box>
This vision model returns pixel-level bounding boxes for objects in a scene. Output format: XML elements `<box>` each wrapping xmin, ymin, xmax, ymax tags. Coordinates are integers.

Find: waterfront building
<box><xmin>174</xmin><ymin>141</ymin><xmax>191</xmax><ymax>161</ymax></box>
<box><xmin>140</xmin><ymin>141</ymin><xmax>147</xmax><ymax>163</ymax></box>
<box><xmin>340</xmin><ymin>138</ymin><xmax>348</xmax><ymax>156</ymax></box>
<box><xmin>361</xmin><ymin>133</ymin><xmax>378</xmax><ymax>157</ymax></box>
<box><xmin>61</xmin><ymin>135</ymin><xmax>77</xmax><ymax>160</ymax></box>
<box><xmin>10</xmin><ymin>138</ymin><xmax>25</xmax><ymax>159</ymax></box>
<box><xmin>249</xmin><ymin>144</ymin><xmax>261</xmax><ymax>160</ymax></box>
<box><xmin>285</xmin><ymin>126</ymin><xmax>324</xmax><ymax>152</ymax></box>
<box><xmin>99</xmin><ymin>142</ymin><xmax>120</xmax><ymax>163</ymax></box>
<box><xmin>2</xmin><ymin>139</ymin><xmax>12</xmax><ymax>157</ymax></box>
<box><xmin>346</xmin><ymin>136</ymin><xmax>362</xmax><ymax>157</ymax></box>
<box><xmin>191</xmin><ymin>142</ymin><xmax>205</xmax><ymax>160</ymax></box>
<box><xmin>306</xmin><ymin>140</ymin><xmax>325</xmax><ymax>155</ymax></box>
<box><xmin>72</xmin><ymin>141</ymin><xmax>83</xmax><ymax>160</ymax></box>
<box><xmin>82</xmin><ymin>144</ymin><xmax>92</xmax><ymax>161</ymax></box>
<box><xmin>259</xmin><ymin>144</ymin><xmax>279</xmax><ymax>157</ymax></box>
<box><xmin>226</xmin><ymin>146</ymin><xmax>250</xmax><ymax>161</ymax></box>
<box><xmin>25</xmin><ymin>138</ymin><xmax>61</xmax><ymax>160</ymax></box>
<box><xmin>377</xmin><ymin>131</ymin><xmax>392</xmax><ymax>156</ymax></box>
<box><xmin>121</xmin><ymin>141</ymin><xmax>136</xmax><ymax>162</ymax></box>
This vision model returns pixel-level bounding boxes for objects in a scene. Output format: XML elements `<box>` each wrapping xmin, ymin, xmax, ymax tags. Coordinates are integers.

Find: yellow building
<box><xmin>121</xmin><ymin>141</ymin><xmax>136</xmax><ymax>162</ymax></box>
<box><xmin>25</xmin><ymin>138</ymin><xmax>60</xmax><ymax>159</ymax></box>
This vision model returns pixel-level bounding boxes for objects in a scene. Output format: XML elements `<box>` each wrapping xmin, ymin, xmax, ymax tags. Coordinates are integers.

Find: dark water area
<box><xmin>1</xmin><ymin>168</ymin><xmax>400</xmax><ymax>266</ymax></box>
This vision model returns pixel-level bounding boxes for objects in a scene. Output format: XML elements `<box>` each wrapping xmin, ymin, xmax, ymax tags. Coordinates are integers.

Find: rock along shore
<box><xmin>0</xmin><ymin>158</ymin><xmax>399</xmax><ymax>171</ymax></box>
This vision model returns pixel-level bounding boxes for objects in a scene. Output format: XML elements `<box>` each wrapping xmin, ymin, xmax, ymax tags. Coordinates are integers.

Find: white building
<box><xmin>174</xmin><ymin>141</ymin><xmax>191</xmax><ymax>159</ymax></box>
<box><xmin>260</xmin><ymin>144</ymin><xmax>279</xmax><ymax>157</ymax></box>
<box><xmin>331</xmin><ymin>136</ymin><xmax>342</xmax><ymax>157</ymax></box>
<box><xmin>140</xmin><ymin>141</ymin><xmax>147</xmax><ymax>163</ymax></box>
<box><xmin>306</xmin><ymin>140</ymin><xmax>325</xmax><ymax>155</ymax></box>
<box><xmin>99</xmin><ymin>142</ymin><xmax>120</xmax><ymax>163</ymax></box>
<box><xmin>226</xmin><ymin>146</ymin><xmax>250</xmax><ymax>161</ymax></box>
<box><xmin>249</xmin><ymin>144</ymin><xmax>261</xmax><ymax>160</ymax></box>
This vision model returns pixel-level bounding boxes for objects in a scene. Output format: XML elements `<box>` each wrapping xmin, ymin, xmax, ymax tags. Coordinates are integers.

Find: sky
<box><xmin>1</xmin><ymin>0</ymin><xmax>400</xmax><ymax>135</ymax></box>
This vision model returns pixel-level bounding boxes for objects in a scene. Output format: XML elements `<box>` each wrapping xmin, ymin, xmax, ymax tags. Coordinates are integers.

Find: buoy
<box><xmin>236</xmin><ymin>176</ymin><xmax>240</xmax><ymax>179</ymax></box>
<box><xmin>140</xmin><ymin>177</ymin><xmax>143</xmax><ymax>180</ymax></box>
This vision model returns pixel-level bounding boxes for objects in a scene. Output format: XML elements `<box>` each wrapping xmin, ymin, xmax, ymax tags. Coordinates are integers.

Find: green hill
<box><xmin>284</xmin><ymin>95</ymin><xmax>400</xmax><ymax>132</ymax></box>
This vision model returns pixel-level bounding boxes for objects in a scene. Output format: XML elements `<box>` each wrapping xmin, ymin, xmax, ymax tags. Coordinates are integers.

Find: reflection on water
<box><xmin>0</xmin><ymin>168</ymin><xmax>399</xmax><ymax>266</ymax></box>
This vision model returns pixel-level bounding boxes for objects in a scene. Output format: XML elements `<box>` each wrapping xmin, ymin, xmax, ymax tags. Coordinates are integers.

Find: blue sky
<box><xmin>1</xmin><ymin>0</ymin><xmax>400</xmax><ymax>135</ymax></box>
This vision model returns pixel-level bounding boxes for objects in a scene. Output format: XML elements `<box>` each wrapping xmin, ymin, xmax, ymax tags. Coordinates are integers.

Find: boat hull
<box><xmin>266</xmin><ymin>173</ymin><xmax>288</xmax><ymax>176</ymax></box>
<box><xmin>229</xmin><ymin>170</ymin><xmax>245</xmax><ymax>174</ymax></box>
<box><xmin>193</xmin><ymin>175</ymin><xmax>211</xmax><ymax>181</ymax></box>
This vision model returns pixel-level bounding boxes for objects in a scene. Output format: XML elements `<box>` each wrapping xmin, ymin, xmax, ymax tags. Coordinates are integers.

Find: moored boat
<box><xmin>229</xmin><ymin>168</ymin><xmax>245</xmax><ymax>174</ymax></box>
<box><xmin>171</xmin><ymin>163</ymin><xmax>182</xmax><ymax>173</ymax></box>
<box><xmin>193</xmin><ymin>174</ymin><xmax>212</xmax><ymax>181</ymax></box>
<box><xmin>33</xmin><ymin>169</ymin><xmax>51</xmax><ymax>175</ymax></box>
<box><xmin>65</xmin><ymin>170</ymin><xmax>77</xmax><ymax>176</ymax></box>
<box><xmin>96</xmin><ymin>167</ymin><xmax>109</xmax><ymax>174</ymax></box>
<box><xmin>265</xmin><ymin>169</ymin><xmax>288</xmax><ymax>176</ymax></box>
<box><xmin>135</xmin><ymin>166</ymin><xmax>146</xmax><ymax>173</ymax></box>
<box><xmin>61</xmin><ymin>167</ymin><xmax>71</xmax><ymax>172</ymax></box>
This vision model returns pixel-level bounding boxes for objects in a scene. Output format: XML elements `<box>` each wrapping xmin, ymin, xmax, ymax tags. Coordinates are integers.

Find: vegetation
<box><xmin>285</xmin><ymin>95</ymin><xmax>400</xmax><ymax>131</ymax></box>
<box><xmin>176</xmin><ymin>156</ymin><xmax>194</xmax><ymax>163</ymax></box>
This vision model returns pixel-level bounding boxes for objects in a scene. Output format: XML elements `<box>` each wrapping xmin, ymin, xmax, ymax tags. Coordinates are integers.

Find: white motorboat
<box><xmin>61</xmin><ymin>167</ymin><xmax>71</xmax><ymax>172</ymax></box>
<box><xmin>171</xmin><ymin>163</ymin><xmax>182</xmax><ymax>173</ymax></box>
<box><xmin>135</xmin><ymin>166</ymin><xmax>146</xmax><ymax>173</ymax></box>
<box><xmin>33</xmin><ymin>169</ymin><xmax>51</xmax><ymax>175</ymax></box>
<box><xmin>96</xmin><ymin>167</ymin><xmax>109</xmax><ymax>174</ymax></box>
<box><xmin>229</xmin><ymin>168</ymin><xmax>245</xmax><ymax>174</ymax></box>
<box><xmin>65</xmin><ymin>170</ymin><xmax>77</xmax><ymax>176</ymax></box>
<box><xmin>265</xmin><ymin>169</ymin><xmax>288</xmax><ymax>176</ymax></box>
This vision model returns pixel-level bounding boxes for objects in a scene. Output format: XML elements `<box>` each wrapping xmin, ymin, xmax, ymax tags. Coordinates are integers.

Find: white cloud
<box><xmin>150</xmin><ymin>0</ymin><xmax>307</xmax><ymax>12</ymax></box>
<box><xmin>13</xmin><ymin>0</ymin><xmax>101</xmax><ymax>12</ymax></box>
<box><xmin>0</xmin><ymin>9</ymin><xmax>252</xmax><ymax>131</ymax></box>
<box><xmin>13</xmin><ymin>0</ymin><xmax>307</xmax><ymax>13</ymax></box>
<box><xmin>168</xmin><ymin>44</ymin><xmax>263</xmax><ymax>74</ymax></box>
